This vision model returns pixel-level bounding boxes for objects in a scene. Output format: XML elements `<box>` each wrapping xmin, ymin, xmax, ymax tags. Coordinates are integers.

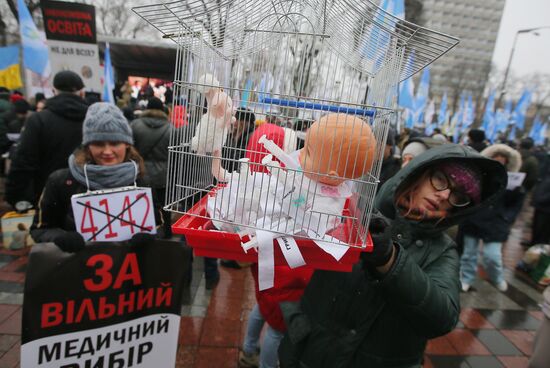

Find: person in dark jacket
<box><xmin>131</xmin><ymin>97</ymin><xmax>172</xmax><ymax>238</ymax></box>
<box><xmin>459</xmin><ymin>144</ymin><xmax>523</xmax><ymax>292</ymax></box>
<box><xmin>6</xmin><ymin>71</ymin><xmax>88</xmax><ymax>208</ymax></box>
<box><xmin>531</xmin><ymin>151</ymin><xmax>550</xmax><ymax>245</ymax></box>
<box><xmin>467</xmin><ymin>129</ymin><xmax>488</xmax><ymax>152</ymax></box>
<box><xmin>222</xmin><ymin>108</ymin><xmax>256</xmax><ymax>172</ymax></box>
<box><xmin>379</xmin><ymin>128</ymin><xmax>401</xmax><ymax>188</ymax></box>
<box><xmin>0</xmin><ymin>87</ymin><xmax>15</xmax><ymax>154</ymax></box>
<box><xmin>519</xmin><ymin>137</ymin><xmax>539</xmax><ymax>192</ymax></box>
<box><xmin>31</xmin><ymin>102</ymin><xmax>160</xmax><ymax>251</ymax></box>
<box><xmin>278</xmin><ymin>144</ymin><xmax>507</xmax><ymax>368</ymax></box>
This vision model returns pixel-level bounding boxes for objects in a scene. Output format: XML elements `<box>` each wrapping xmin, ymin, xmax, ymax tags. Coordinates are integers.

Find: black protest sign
<box><xmin>41</xmin><ymin>0</ymin><xmax>97</xmax><ymax>44</ymax></box>
<box><xmin>21</xmin><ymin>240</ymin><xmax>191</xmax><ymax>367</ymax></box>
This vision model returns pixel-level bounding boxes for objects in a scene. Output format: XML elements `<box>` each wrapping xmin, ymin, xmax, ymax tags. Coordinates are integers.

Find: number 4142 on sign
<box><xmin>71</xmin><ymin>187</ymin><xmax>157</xmax><ymax>242</ymax></box>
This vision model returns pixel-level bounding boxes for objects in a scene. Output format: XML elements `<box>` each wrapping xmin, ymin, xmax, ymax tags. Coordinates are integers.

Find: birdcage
<box><xmin>133</xmin><ymin>0</ymin><xmax>458</xmax><ymax>277</ymax></box>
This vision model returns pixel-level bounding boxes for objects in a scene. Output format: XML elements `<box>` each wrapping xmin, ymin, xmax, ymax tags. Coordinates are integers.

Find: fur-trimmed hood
<box><xmin>480</xmin><ymin>144</ymin><xmax>522</xmax><ymax>172</ymax></box>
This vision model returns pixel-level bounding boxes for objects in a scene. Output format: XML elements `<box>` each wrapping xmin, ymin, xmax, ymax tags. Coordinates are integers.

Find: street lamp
<box><xmin>498</xmin><ymin>26</ymin><xmax>550</xmax><ymax>107</ymax></box>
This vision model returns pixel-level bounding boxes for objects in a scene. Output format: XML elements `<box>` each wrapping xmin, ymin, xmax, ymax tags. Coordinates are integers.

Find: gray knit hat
<box><xmin>82</xmin><ymin>102</ymin><xmax>134</xmax><ymax>145</ymax></box>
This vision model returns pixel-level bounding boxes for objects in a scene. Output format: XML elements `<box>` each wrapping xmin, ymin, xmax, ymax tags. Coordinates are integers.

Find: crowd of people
<box><xmin>0</xmin><ymin>69</ymin><xmax>549</xmax><ymax>368</ymax></box>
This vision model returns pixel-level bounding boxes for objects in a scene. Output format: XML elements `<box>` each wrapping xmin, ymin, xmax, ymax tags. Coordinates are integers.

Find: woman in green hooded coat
<box><xmin>278</xmin><ymin>144</ymin><xmax>507</xmax><ymax>368</ymax></box>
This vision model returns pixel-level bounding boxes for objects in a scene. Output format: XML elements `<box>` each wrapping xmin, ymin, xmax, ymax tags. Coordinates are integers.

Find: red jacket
<box><xmin>251</xmin><ymin>264</ymin><xmax>313</xmax><ymax>332</ymax></box>
<box><xmin>245</xmin><ymin>123</ymin><xmax>312</xmax><ymax>332</ymax></box>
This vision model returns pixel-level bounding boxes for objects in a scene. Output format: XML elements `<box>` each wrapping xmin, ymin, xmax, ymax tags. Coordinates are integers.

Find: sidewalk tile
<box><xmin>200</xmin><ymin>317</ymin><xmax>241</xmax><ymax>347</ymax></box>
<box><xmin>0</xmin><ymin>335</ymin><xmax>19</xmax><ymax>353</ymax></box>
<box><xmin>0</xmin><ymin>257</ymin><xmax>27</xmax><ymax>273</ymax></box>
<box><xmin>475</xmin><ymin>330</ymin><xmax>522</xmax><ymax>356</ymax></box>
<box><xmin>0</xmin><ymin>306</ymin><xmax>18</xmax><ymax>325</ymax></box>
<box><xmin>478</xmin><ymin>310</ymin><xmax>540</xmax><ymax>330</ymax></box>
<box><xmin>426</xmin><ymin>336</ymin><xmax>457</xmax><ymax>355</ymax></box>
<box><xmin>500</xmin><ymin>330</ymin><xmax>534</xmax><ymax>356</ymax></box>
<box><xmin>194</xmin><ymin>347</ymin><xmax>238</xmax><ymax>368</ymax></box>
<box><xmin>428</xmin><ymin>355</ymin><xmax>469</xmax><ymax>367</ymax></box>
<box><xmin>179</xmin><ymin>317</ymin><xmax>204</xmax><ymax>346</ymax></box>
<box><xmin>497</xmin><ymin>356</ymin><xmax>529</xmax><ymax>368</ymax></box>
<box><xmin>447</xmin><ymin>329</ymin><xmax>491</xmax><ymax>355</ymax></box>
<box><xmin>528</xmin><ymin>311</ymin><xmax>544</xmax><ymax>321</ymax></box>
<box><xmin>176</xmin><ymin>346</ymin><xmax>197</xmax><ymax>368</ymax></box>
<box><xmin>460</xmin><ymin>308</ymin><xmax>495</xmax><ymax>329</ymax></box>
<box><xmin>422</xmin><ymin>356</ymin><xmax>433</xmax><ymax>368</ymax></box>
<box><xmin>0</xmin><ymin>341</ymin><xmax>20</xmax><ymax>368</ymax></box>
<box><xmin>207</xmin><ymin>295</ymin><xmax>245</xmax><ymax>321</ymax></box>
<box><xmin>0</xmin><ymin>309</ymin><xmax>21</xmax><ymax>335</ymax></box>
<box><xmin>0</xmin><ymin>273</ymin><xmax>24</xmax><ymax>283</ymax></box>
<box><xmin>464</xmin><ymin>355</ymin><xmax>504</xmax><ymax>368</ymax></box>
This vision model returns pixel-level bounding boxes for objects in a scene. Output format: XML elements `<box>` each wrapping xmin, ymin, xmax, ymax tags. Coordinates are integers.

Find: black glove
<box><xmin>54</xmin><ymin>232</ymin><xmax>86</xmax><ymax>253</ymax></box>
<box><xmin>362</xmin><ymin>212</ymin><xmax>394</xmax><ymax>268</ymax></box>
<box><xmin>129</xmin><ymin>232</ymin><xmax>156</xmax><ymax>247</ymax></box>
<box><xmin>279</xmin><ymin>301</ymin><xmax>311</xmax><ymax>344</ymax></box>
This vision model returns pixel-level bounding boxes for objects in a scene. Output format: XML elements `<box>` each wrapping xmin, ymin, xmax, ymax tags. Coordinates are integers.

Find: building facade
<box><xmin>415</xmin><ymin>0</ymin><xmax>505</xmax><ymax>110</ymax></box>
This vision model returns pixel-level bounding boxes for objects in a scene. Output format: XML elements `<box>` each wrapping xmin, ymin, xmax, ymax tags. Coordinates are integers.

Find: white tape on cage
<box><xmin>256</xmin><ymin>229</ymin><xmax>276</xmax><ymax>291</ymax></box>
<box><xmin>276</xmin><ymin>236</ymin><xmax>306</xmax><ymax>269</ymax></box>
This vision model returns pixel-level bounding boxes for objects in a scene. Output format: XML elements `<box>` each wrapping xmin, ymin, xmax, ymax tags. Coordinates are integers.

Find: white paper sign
<box><xmin>507</xmin><ymin>172</ymin><xmax>526</xmax><ymax>190</ymax></box>
<box><xmin>71</xmin><ymin>187</ymin><xmax>156</xmax><ymax>242</ymax></box>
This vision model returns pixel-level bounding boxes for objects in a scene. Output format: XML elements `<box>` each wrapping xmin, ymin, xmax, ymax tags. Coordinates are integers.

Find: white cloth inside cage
<box><xmin>206</xmin><ymin>146</ymin><xmax>354</xmax><ymax>290</ymax></box>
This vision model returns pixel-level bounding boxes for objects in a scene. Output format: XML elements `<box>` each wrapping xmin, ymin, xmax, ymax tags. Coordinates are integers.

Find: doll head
<box><xmin>299</xmin><ymin>113</ymin><xmax>377</xmax><ymax>186</ymax></box>
<box><xmin>209</xmin><ymin>90</ymin><xmax>234</xmax><ymax>120</ymax></box>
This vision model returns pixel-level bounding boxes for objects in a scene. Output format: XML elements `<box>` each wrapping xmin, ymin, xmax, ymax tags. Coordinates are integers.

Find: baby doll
<box><xmin>191</xmin><ymin>74</ymin><xmax>236</xmax><ymax>155</ymax></box>
<box><xmin>265</xmin><ymin>113</ymin><xmax>377</xmax><ymax>238</ymax></box>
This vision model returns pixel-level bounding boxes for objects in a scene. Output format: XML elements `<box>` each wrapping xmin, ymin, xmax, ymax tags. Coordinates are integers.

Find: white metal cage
<box><xmin>133</xmin><ymin>0</ymin><xmax>458</xmax><ymax>249</ymax></box>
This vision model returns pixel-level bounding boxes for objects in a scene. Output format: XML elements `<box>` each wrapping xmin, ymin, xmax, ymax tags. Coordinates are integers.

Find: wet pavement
<box><xmin>0</xmin><ymin>202</ymin><xmax>545</xmax><ymax>367</ymax></box>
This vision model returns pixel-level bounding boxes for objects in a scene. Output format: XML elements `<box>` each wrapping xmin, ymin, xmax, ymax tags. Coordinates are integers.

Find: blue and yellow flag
<box><xmin>0</xmin><ymin>45</ymin><xmax>23</xmax><ymax>90</ymax></box>
<box><xmin>18</xmin><ymin>0</ymin><xmax>49</xmax><ymax>76</ymax></box>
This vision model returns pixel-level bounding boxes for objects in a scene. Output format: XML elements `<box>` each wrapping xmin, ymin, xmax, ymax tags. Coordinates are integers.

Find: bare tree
<box><xmin>86</xmin><ymin>0</ymin><xmax>151</xmax><ymax>39</ymax></box>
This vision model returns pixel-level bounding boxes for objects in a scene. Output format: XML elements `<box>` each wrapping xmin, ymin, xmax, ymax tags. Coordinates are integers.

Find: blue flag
<box><xmin>413</xmin><ymin>67</ymin><xmax>430</xmax><ymax>123</ymax></box>
<box><xmin>511</xmin><ymin>90</ymin><xmax>532</xmax><ymax>131</ymax></box>
<box><xmin>240</xmin><ymin>79</ymin><xmax>253</xmax><ymax>108</ymax></box>
<box><xmin>18</xmin><ymin>0</ymin><xmax>49</xmax><ymax>76</ymax></box>
<box><xmin>508</xmin><ymin>125</ymin><xmax>516</xmax><ymax>141</ymax></box>
<box><xmin>482</xmin><ymin>91</ymin><xmax>495</xmax><ymax>132</ymax></box>
<box><xmin>536</xmin><ymin>123</ymin><xmax>547</xmax><ymax>146</ymax></box>
<box><xmin>398</xmin><ymin>54</ymin><xmax>415</xmax><ymax>110</ymax></box>
<box><xmin>529</xmin><ymin>115</ymin><xmax>542</xmax><ymax>140</ymax></box>
<box><xmin>103</xmin><ymin>43</ymin><xmax>115</xmax><ymax>103</ymax></box>
<box><xmin>463</xmin><ymin>93</ymin><xmax>475</xmax><ymax>128</ymax></box>
<box><xmin>438</xmin><ymin>92</ymin><xmax>448</xmax><ymax>125</ymax></box>
<box><xmin>362</xmin><ymin>0</ymin><xmax>405</xmax><ymax>70</ymax></box>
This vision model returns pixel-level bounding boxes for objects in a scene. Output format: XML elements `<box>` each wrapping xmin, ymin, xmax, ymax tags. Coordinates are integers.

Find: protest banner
<box><xmin>71</xmin><ymin>187</ymin><xmax>157</xmax><ymax>242</ymax></box>
<box><xmin>41</xmin><ymin>0</ymin><xmax>102</xmax><ymax>93</ymax></box>
<box><xmin>21</xmin><ymin>239</ymin><xmax>190</xmax><ymax>367</ymax></box>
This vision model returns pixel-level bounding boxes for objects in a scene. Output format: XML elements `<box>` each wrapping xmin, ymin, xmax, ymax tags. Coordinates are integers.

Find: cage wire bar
<box><xmin>133</xmin><ymin>0</ymin><xmax>458</xmax><ymax>248</ymax></box>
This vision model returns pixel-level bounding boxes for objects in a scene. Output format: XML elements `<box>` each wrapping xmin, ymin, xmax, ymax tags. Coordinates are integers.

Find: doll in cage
<box><xmin>190</xmin><ymin>73</ymin><xmax>236</xmax><ymax>156</ymax></box>
<box><xmin>207</xmin><ymin>112</ymin><xmax>377</xmax><ymax>259</ymax></box>
<box><xmin>256</xmin><ymin>112</ymin><xmax>377</xmax><ymax>243</ymax></box>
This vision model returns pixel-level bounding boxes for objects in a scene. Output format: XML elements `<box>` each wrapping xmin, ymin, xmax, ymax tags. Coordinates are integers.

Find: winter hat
<box><xmin>438</xmin><ymin>162</ymin><xmax>482</xmax><ymax>205</ymax></box>
<box><xmin>468</xmin><ymin>129</ymin><xmax>485</xmax><ymax>143</ymax></box>
<box><xmin>147</xmin><ymin>97</ymin><xmax>164</xmax><ymax>110</ymax></box>
<box><xmin>402</xmin><ymin>141</ymin><xmax>428</xmax><ymax>158</ymax></box>
<box><xmin>53</xmin><ymin>70</ymin><xmax>85</xmax><ymax>92</ymax></box>
<box><xmin>14</xmin><ymin>99</ymin><xmax>31</xmax><ymax>114</ymax></box>
<box><xmin>432</xmin><ymin>133</ymin><xmax>448</xmax><ymax>143</ymax></box>
<box><xmin>82</xmin><ymin>102</ymin><xmax>133</xmax><ymax>145</ymax></box>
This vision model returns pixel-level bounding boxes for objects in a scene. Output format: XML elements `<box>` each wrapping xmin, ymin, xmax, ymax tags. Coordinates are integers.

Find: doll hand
<box><xmin>54</xmin><ymin>232</ymin><xmax>86</xmax><ymax>253</ymax></box>
<box><xmin>362</xmin><ymin>212</ymin><xmax>394</xmax><ymax>268</ymax></box>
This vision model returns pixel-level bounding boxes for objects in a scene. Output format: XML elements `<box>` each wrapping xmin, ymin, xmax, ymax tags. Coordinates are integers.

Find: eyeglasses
<box><xmin>429</xmin><ymin>170</ymin><xmax>471</xmax><ymax>207</ymax></box>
